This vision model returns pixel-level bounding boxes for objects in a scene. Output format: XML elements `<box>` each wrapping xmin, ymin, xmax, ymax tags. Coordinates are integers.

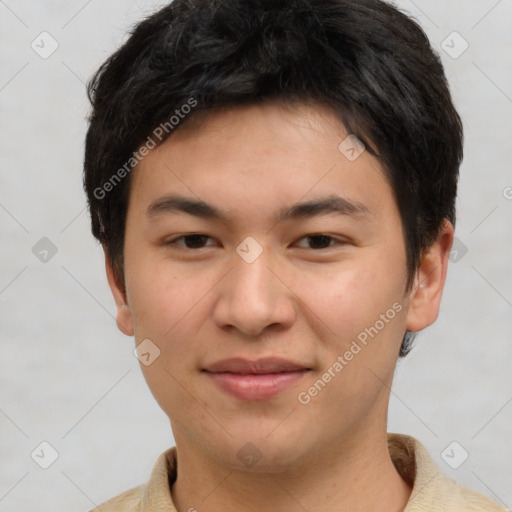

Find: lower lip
<box><xmin>205</xmin><ymin>370</ymin><xmax>309</xmax><ymax>401</ymax></box>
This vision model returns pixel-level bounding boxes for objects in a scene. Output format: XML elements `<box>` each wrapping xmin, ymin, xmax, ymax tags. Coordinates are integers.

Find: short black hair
<box><xmin>84</xmin><ymin>0</ymin><xmax>463</xmax><ymax>357</ymax></box>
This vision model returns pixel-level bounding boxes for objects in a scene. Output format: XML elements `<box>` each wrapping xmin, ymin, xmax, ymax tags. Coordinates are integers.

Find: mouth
<box><xmin>202</xmin><ymin>357</ymin><xmax>312</xmax><ymax>401</ymax></box>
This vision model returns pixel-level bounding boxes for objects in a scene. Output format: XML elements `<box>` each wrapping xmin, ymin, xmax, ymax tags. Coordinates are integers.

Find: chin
<box><xmin>212</xmin><ymin>427</ymin><xmax>310</xmax><ymax>474</ymax></box>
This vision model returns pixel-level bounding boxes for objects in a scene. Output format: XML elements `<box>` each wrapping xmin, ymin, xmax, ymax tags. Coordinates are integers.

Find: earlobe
<box><xmin>103</xmin><ymin>245</ymin><xmax>134</xmax><ymax>337</ymax></box>
<box><xmin>405</xmin><ymin>221</ymin><xmax>454</xmax><ymax>333</ymax></box>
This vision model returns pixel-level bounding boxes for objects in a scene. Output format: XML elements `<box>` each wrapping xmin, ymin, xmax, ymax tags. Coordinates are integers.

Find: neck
<box><xmin>171</xmin><ymin>429</ymin><xmax>411</xmax><ymax>512</ymax></box>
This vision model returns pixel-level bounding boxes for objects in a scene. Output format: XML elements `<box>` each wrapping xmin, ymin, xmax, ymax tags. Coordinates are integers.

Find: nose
<box><xmin>211</xmin><ymin>245</ymin><xmax>296</xmax><ymax>337</ymax></box>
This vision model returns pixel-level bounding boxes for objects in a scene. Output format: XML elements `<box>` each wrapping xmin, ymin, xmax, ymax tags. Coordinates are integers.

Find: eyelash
<box><xmin>164</xmin><ymin>233</ymin><xmax>346</xmax><ymax>250</ymax></box>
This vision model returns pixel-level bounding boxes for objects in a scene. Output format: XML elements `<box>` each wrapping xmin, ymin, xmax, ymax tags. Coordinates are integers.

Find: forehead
<box><xmin>128</xmin><ymin>100</ymin><xmax>395</xmax><ymax>228</ymax></box>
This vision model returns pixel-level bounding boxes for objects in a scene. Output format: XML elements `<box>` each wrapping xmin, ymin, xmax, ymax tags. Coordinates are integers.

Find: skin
<box><xmin>105</xmin><ymin>100</ymin><xmax>453</xmax><ymax>512</ymax></box>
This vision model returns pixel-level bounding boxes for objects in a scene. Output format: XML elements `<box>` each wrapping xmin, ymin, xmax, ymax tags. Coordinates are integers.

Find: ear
<box><xmin>103</xmin><ymin>245</ymin><xmax>134</xmax><ymax>336</ymax></box>
<box><xmin>405</xmin><ymin>220</ymin><xmax>454</xmax><ymax>332</ymax></box>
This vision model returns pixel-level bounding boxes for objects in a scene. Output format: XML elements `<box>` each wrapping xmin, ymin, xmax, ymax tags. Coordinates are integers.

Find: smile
<box><xmin>204</xmin><ymin>370</ymin><xmax>310</xmax><ymax>401</ymax></box>
<box><xmin>202</xmin><ymin>357</ymin><xmax>311</xmax><ymax>401</ymax></box>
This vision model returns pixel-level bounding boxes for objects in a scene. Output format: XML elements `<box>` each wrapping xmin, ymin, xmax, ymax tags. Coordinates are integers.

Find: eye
<box><xmin>295</xmin><ymin>234</ymin><xmax>344</xmax><ymax>249</ymax></box>
<box><xmin>164</xmin><ymin>233</ymin><xmax>346</xmax><ymax>251</ymax></box>
<box><xmin>165</xmin><ymin>234</ymin><xmax>217</xmax><ymax>249</ymax></box>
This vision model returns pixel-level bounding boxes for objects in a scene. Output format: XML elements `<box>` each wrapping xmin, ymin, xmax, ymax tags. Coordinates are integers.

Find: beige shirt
<box><xmin>91</xmin><ymin>434</ymin><xmax>507</xmax><ymax>511</ymax></box>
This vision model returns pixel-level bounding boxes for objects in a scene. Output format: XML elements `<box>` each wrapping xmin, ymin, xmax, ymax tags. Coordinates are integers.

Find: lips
<box><xmin>203</xmin><ymin>357</ymin><xmax>311</xmax><ymax>401</ymax></box>
<box><xmin>204</xmin><ymin>357</ymin><xmax>310</xmax><ymax>374</ymax></box>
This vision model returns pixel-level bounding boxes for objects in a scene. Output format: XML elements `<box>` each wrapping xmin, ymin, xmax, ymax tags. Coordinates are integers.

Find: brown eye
<box><xmin>166</xmin><ymin>234</ymin><xmax>215</xmax><ymax>249</ymax></box>
<box><xmin>295</xmin><ymin>235</ymin><xmax>341</xmax><ymax>249</ymax></box>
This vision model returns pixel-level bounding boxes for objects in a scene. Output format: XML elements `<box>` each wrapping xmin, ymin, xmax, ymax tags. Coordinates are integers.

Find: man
<box><xmin>83</xmin><ymin>0</ymin><xmax>506</xmax><ymax>510</ymax></box>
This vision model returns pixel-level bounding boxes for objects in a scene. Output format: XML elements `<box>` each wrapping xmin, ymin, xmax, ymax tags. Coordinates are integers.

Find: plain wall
<box><xmin>0</xmin><ymin>1</ymin><xmax>511</xmax><ymax>510</ymax></box>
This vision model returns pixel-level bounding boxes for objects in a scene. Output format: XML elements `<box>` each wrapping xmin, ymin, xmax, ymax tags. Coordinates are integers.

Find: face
<box><xmin>106</xmin><ymin>101</ymin><xmax>452</xmax><ymax>471</ymax></box>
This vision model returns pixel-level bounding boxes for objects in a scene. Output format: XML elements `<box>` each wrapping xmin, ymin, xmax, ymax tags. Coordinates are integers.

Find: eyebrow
<box><xmin>147</xmin><ymin>193</ymin><xmax>371</xmax><ymax>224</ymax></box>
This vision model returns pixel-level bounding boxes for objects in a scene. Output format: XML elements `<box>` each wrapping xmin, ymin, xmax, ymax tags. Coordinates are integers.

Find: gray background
<box><xmin>1</xmin><ymin>1</ymin><xmax>511</xmax><ymax>510</ymax></box>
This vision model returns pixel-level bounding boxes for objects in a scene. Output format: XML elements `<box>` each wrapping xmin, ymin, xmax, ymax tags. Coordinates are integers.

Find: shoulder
<box><xmin>88</xmin><ymin>446</ymin><xmax>178</xmax><ymax>512</ymax></box>
<box><xmin>89</xmin><ymin>484</ymin><xmax>145</xmax><ymax>512</ymax></box>
<box><xmin>424</xmin><ymin>475</ymin><xmax>509</xmax><ymax>512</ymax></box>
<box><xmin>388</xmin><ymin>434</ymin><xmax>508</xmax><ymax>512</ymax></box>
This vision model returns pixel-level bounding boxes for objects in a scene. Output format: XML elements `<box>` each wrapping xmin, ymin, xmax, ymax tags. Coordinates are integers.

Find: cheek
<box><xmin>292</xmin><ymin>262</ymin><xmax>408</xmax><ymax>424</ymax></box>
<box><xmin>297</xmin><ymin>257</ymin><xmax>407</xmax><ymax>342</ymax></box>
<box><xmin>125</xmin><ymin>257</ymin><xmax>219</xmax><ymax>377</ymax></box>
<box><xmin>126</xmin><ymin>262</ymin><xmax>211</xmax><ymax>414</ymax></box>
<box><xmin>126</xmin><ymin>256</ymin><xmax>198</xmax><ymax>335</ymax></box>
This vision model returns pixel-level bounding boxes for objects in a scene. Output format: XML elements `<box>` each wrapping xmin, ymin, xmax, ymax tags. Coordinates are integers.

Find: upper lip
<box><xmin>203</xmin><ymin>357</ymin><xmax>310</xmax><ymax>374</ymax></box>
